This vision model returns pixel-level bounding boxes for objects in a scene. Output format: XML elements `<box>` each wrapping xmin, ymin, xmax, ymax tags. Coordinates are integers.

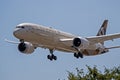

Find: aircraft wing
<box><xmin>86</xmin><ymin>33</ymin><xmax>120</xmax><ymax>44</ymax></box>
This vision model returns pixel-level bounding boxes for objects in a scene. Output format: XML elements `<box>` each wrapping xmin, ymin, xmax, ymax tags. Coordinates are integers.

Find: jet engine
<box><xmin>73</xmin><ymin>37</ymin><xmax>89</xmax><ymax>48</ymax></box>
<box><xmin>18</xmin><ymin>42</ymin><xmax>34</xmax><ymax>54</ymax></box>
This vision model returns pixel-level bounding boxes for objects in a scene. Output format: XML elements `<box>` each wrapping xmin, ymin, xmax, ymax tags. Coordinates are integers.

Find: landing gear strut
<box><xmin>47</xmin><ymin>49</ymin><xmax>57</xmax><ymax>61</ymax></box>
<box><xmin>20</xmin><ymin>39</ymin><xmax>24</xmax><ymax>43</ymax></box>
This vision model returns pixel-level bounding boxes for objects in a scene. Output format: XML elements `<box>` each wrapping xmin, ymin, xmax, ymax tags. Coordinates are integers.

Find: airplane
<box><xmin>6</xmin><ymin>20</ymin><xmax>120</xmax><ymax>61</ymax></box>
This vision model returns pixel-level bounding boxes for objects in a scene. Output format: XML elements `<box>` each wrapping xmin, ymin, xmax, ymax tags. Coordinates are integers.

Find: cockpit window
<box><xmin>16</xmin><ymin>26</ymin><xmax>25</xmax><ymax>29</ymax></box>
<box><xmin>21</xmin><ymin>26</ymin><xmax>24</xmax><ymax>28</ymax></box>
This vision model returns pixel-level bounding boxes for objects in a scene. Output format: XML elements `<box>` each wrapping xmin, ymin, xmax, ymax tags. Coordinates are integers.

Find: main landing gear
<box><xmin>72</xmin><ymin>46</ymin><xmax>83</xmax><ymax>59</ymax></box>
<box><xmin>47</xmin><ymin>49</ymin><xmax>57</xmax><ymax>61</ymax></box>
<box><xmin>74</xmin><ymin>52</ymin><xmax>83</xmax><ymax>58</ymax></box>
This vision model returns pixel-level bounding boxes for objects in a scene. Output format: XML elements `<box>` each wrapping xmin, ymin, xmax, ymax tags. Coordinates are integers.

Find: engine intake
<box><xmin>73</xmin><ymin>37</ymin><xmax>89</xmax><ymax>48</ymax></box>
<box><xmin>18</xmin><ymin>42</ymin><xmax>34</xmax><ymax>54</ymax></box>
<box><xmin>73</xmin><ymin>38</ymin><xmax>81</xmax><ymax>47</ymax></box>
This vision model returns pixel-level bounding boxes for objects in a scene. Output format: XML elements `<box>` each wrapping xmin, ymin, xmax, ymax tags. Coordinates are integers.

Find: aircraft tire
<box><xmin>47</xmin><ymin>54</ymin><xmax>57</xmax><ymax>61</ymax></box>
<box><xmin>78</xmin><ymin>52</ymin><xmax>83</xmax><ymax>58</ymax></box>
<box><xmin>47</xmin><ymin>55</ymin><xmax>52</xmax><ymax>60</ymax></box>
<box><xmin>51</xmin><ymin>54</ymin><xmax>57</xmax><ymax>60</ymax></box>
<box><xmin>74</xmin><ymin>53</ymin><xmax>79</xmax><ymax>58</ymax></box>
<box><xmin>53</xmin><ymin>56</ymin><xmax>57</xmax><ymax>60</ymax></box>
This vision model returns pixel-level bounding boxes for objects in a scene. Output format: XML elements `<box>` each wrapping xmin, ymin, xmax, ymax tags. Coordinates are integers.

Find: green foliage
<box><xmin>67</xmin><ymin>65</ymin><xmax>120</xmax><ymax>80</ymax></box>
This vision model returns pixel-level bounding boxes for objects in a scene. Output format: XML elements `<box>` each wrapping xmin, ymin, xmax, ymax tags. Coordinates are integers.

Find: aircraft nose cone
<box><xmin>13</xmin><ymin>28</ymin><xmax>21</xmax><ymax>37</ymax></box>
<box><xmin>13</xmin><ymin>30</ymin><xmax>17</xmax><ymax>37</ymax></box>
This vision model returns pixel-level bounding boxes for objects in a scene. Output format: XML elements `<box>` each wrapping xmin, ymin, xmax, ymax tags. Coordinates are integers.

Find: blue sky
<box><xmin>0</xmin><ymin>0</ymin><xmax>120</xmax><ymax>80</ymax></box>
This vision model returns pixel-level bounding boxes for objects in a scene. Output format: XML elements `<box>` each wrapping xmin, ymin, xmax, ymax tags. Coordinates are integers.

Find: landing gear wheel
<box><xmin>74</xmin><ymin>53</ymin><xmax>79</xmax><ymax>58</ymax></box>
<box><xmin>47</xmin><ymin>55</ymin><xmax>53</xmax><ymax>61</ymax></box>
<box><xmin>53</xmin><ymin>55</ymin><xmax>57</xmax><ymax>60</ymax></box>
<box><xmin>49</xmin><ymin>57</ymin><xmax>53</xmax><ymax>61</ymax></box>
<box><xmin>47</xmin><ymin>54</ymin><xmax>57</xmax><ymax>61</ymax></box>
<box><xmin>51</xmin><ymin>54</ymin><xmax>57</xmax><ymax>60</ymax></box>
<box><xmin>78</xmin><ymin>52</ymin><xmax>83</xmax><ymax>58</ymax></box>
<box><xmin>47</xmin><ymin>55</ymin><xmax>52</xmax><ymax>61</ymax></box>
<box><xmin>74</xmin><ymin>52</ymin><xmax>83</xmax><ymax>59</ymax></box>
<box><xmin>47</xmin><ymin>55</ymin><xmax>51</xmax><ymax>59</ymax></box>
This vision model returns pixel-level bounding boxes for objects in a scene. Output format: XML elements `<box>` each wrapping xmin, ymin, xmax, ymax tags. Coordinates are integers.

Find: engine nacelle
<box><xmin>18</xmin><ymin>42</ymin><xmax>34</xmax><ymax>54</ymax></box>
<box><xmin>73</xmin><ymin>37</ymin><xmax>89</xmax><ymax>48</ymax></box>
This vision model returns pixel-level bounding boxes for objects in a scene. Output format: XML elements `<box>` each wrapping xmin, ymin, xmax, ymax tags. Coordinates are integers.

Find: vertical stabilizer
<box><xmin>96</xmin><ymin>20</ymin><xmax>108</xmax><ymax>44</ymax></box>
<box><xmin>97</xmin><ymin>20</ymin><xmax>108</xmax><ymax>36</ymax></box>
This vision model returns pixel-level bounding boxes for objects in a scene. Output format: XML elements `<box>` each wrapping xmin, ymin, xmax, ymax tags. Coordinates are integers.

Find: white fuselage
<box><xmin>13</xmin><ymin>23</ymin><xmax>107</xmax><ymax>56</ymax></box>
